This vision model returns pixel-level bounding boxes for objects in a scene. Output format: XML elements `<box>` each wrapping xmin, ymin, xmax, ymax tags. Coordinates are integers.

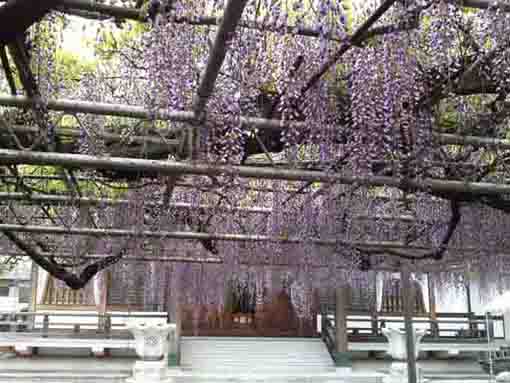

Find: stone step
<box><xmin>0</xmin><ymin>371</ymin><xmax>129</xmax><ymax>383</ymax></box>
<box><xmin>181</xmin><ymin>337</ymin><xmax>334</xmax><ymax>373</ymax></box>
<box><xmin>168</xmin><ymin>370</ymin><xmax>383</xmax><ymax>383</ymax></box>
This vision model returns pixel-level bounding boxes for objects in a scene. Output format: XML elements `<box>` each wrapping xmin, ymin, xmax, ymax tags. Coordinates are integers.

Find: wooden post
<box><xmin>98</xmin><ymin>272</ymin><xmax>108</xmax><ymax>334</ymax></box>
<box><xmin>166</xmin><ymin>270</ymin><xmax>181</xmax><ymax>367</ymax></box>
<box><xmin>402</xmin><ymin>267</ymin><xmax>418</xmax><ymax>383</ymax></box>
<box><xmin>28</xmin><ymin>262</ymin><xmax>38</xmax><ymax>330</ymax></box>
<box><xmin>465</xmin><ymin>279</ymin><xmax>478</xmax><ymax>335</ymax></box>
<box><xmin>466</xmin><ymin>278</ymin><xmax>473</xmax><ymax>314</ymax></box>
<box><xmin>334</xmin><ymin>285</ymin><xmax>351</xmax><ymax>369</ymax></box>
<box><xmin>427</xmin><ymin>273</ymin><xmax>438</xmax><ymax>337</ymax></box>
<box><xmin>175</xmin><ymin>304</ymin><xmax>182</xmax><ymax>366</ymax></box>
<box><xmin>372</xmin><ymin>272</ymin><xmax>379</xmax><ymax>335</ymax></box>
<box><xmin>42</xmin><ymin>314</ymin><xmax>49</xmax><ymax>338</ymax></box>
<box><xmin>104</xmin><ymin>314</ymin><xmax>111</xmax><ymax>338</ymax></box>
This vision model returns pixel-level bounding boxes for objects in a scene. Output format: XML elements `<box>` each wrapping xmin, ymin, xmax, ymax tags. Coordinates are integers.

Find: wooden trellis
<box><xmin>0</xmin><ymin>0</ymin><xmax>508</xmax><ymax>264</ymax></box>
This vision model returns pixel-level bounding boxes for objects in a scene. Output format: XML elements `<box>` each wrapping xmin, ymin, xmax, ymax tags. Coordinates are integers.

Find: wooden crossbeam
<box><xmin>1</xmin><ymin>148</ymin><xmax>510</xmax><ymax>196</ymax></box>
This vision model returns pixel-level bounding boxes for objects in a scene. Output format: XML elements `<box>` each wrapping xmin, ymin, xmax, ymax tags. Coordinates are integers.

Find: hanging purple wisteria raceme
<box><xmin>5</xmin><ymin>0</ymin><xmax>510</xmax><ymax>315</ymax></box>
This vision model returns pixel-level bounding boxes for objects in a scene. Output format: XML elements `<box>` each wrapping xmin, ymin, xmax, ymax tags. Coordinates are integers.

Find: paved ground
<box><xmin>0</xmin><ymin>353</ymin><xmax>492</xmax><ymax>382</ymax></box>
<box><xmin>352</xmin><ymin>359</ymin><xmax>487</xmax><ymax>375</ymax></box>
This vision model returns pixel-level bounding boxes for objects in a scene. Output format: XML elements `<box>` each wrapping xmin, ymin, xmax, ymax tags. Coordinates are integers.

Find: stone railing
<box><xmin>0</xmin><ymin>311</ymin><xmax>176</xmax><ymax>359</ymax></box>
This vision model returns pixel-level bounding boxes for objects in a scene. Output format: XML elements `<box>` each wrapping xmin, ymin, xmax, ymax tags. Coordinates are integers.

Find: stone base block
<box><xmin>335</xmin><ymin>366</ymin><xmax>353</xmax><ymax>375</ymax></box>
<box><xmin>126</xmin><ymin>360</ymin><xmax>178</xmax><ymax>383</ymax></box>
<box><xmin>333</xmin><ymin>351</ymin><xmax>352</xmax><ymax>368</ymax></box>
<box><xmin>383</xmin><ymin>362</ymin><xmax>427</xmax><ymax>383</ymax></box>
<box><xmin>91</xmin><ymin>346</ymin><xmax>106</xmax><ymax>358</ymax></box>
<box><xmin>14</xmin><ymin>345</ymin><xmax>33</xmax><ymax>357</ymax></box>
<box><xmin>167</xmin><ymin>352</ymin><xmax>179</xmax><ymax>367</ymax></box>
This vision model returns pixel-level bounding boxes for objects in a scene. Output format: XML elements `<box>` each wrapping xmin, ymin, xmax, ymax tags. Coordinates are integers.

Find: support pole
<box><xmin>3</xmin><ymin>148</ymin><xmax>510</xmax><ymax>196</ymax></box>
<box><xmin>427</xmin><ymin>273</ymin><xmax>438</xmax><ymax>337</ymax></box>
<box><xmin>192</xmin><ymin>0</ymin><xmax>248</xmax><ymax>115</ymax></box>
<box><xmin>402</xmin><ymin>267</ymin><xmax>418</xmax><ymax>383</ymax></box>
<box><xmin>466</xmin><ymin>280</ymin><xmax>478</xmax><ymax>335</ymax></box>
<box><xmin>3</xmin><ymin>95</ymin><xmax>510</xmax><ymax>153</ymax></box>
<box><xmin>0</xmin><ymin>222</ymin><xmax>478</xmax><ymax>253</ymax></box>
<box><xmin>28</xmin><ymin>262</ymin><xmax>37</xmax><ymax>330</ymax></box>
<box><xmin>334</xmin><ymin>285</ymin><xmax>351</xmax><ymax>369</ymax></box>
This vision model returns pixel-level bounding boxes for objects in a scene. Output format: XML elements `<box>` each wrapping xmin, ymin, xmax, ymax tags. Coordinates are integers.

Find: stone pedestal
<box><xmin>126</xmin><ymin>360</ymin><xmax>173</xmax><ymax>383</ymax></box>
<box><xmin>126</xmin><ymin>320</ymin><xmax>177</xmax><ymax>383</ymax></box>
<box><xmin>384</xmin><ymin>361</ymin><xmax>422</xmax><ymax>383</ymax></box>
<box><xmin>382</xmin><ymin>328</ymin><xmax>427</xmax><ymax>383</ymax></box>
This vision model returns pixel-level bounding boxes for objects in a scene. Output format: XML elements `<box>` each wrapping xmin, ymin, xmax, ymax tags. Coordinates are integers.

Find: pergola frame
<box><xmin>0</xmin><ymin>0</ymin><xmax>508</xmax><ymax>259</ymax></box>
<box><xmin>2</xmin><ymin>3</ymin><xmax>509</xmax><ymax>381</ymax></box>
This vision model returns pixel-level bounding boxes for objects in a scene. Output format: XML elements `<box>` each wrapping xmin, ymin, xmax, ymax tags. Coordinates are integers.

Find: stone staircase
<box><xmin>180</xmin><ymin>337</ymin><xmax>335</xmax><ymax>374</ymax></box>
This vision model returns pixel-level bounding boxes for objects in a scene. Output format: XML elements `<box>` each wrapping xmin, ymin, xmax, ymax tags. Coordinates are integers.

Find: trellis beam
<box><xmin>0</xmin><ymin>191</ymin><xmax>272</xmax><ymax>214</ymax></box>
<box><xmin>13</xmin><ymin>0</ymin><xmax>414</xmax><ymax>42</ymax></box>
<box><xmin>447</xmin><ymin>0</ymin><xmax>510</xmax><ymax>12</ymax></box>
<box><xmin>1</xmin><ymin>252</ymin><xmax>428</xmax><ymax>272</ymax></box>
<box><xmin>3</xmin><ymin>252</ymin><xmax>222</xmax><ymax>264</ymax></box>
<box><xmin>1</xmin><ymin>0</ymin><xmax>502</xmax><ymax>24</ymax></box>
<box><xmin>2</xmin><ymin>0</ymin><xmax>499</xmax><ymax>29</ymax></box>
<box><xmin>434</xmin><ymin>133</ymin><xmax>510</xmax><ymax>150</ymax></box>
<box><xmin>1</xmin><ymin>95</ymin><xmax>509</xmax><ymax>151</ymax></box>
<box><xmin>6</xmin><ymin>252</ymin><xmax>459</xmax><ymax>272</ymax></box>
<box><xmin>0</xmin><ymin>174</ymin><xmax>307</xmax><ymax>194</ymax></box>
<box><xmin>0</xmin><ymin>223</ymin><xmax>469</xmax><ymax>253</ymax></box>
<box><xmin>56</xmin><ymin>0</ymin><xmax>141</xmax><ymax>19</ymax></box>
<box><xmin>0</xmin><ymin>192</ymin><xmax>421</xmax><ymax>224</ymax></box>
<box><xmin>2</xmin><ymin>124</ymin><xmax>180</xmax><ymax>147</ymax></box>
<box><xmin>0</xmin><ymin>94</ymin><xmax>195</xmax><ymax>122</ymax></box>
<box><xmin>1</xmin><ymin>149</ymin><xmax>510</xmax><ymax>196</ymax></box>
<box><xmin>0</xmin><ymin>93</ymin><xmax>301</xmax><ymax>130</ymax></box>
<box><xmin>192</xmin><ymin>0</ymin><xmax>248</xmax><ymax>116</ymax></box>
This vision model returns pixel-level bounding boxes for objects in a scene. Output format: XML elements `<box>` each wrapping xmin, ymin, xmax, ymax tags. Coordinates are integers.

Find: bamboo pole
<box><xmin>0</xmin><ymin>0</ymin><xmax>501</xmax><ymax>24</ymax></box>
<box><xmin>1</xmin><ymin>95</ymin><xmax>508</xmax><ymax>152</ymax></box>
<box><xmin>5</xmin><ymin>253</ymin><xmax>472</xmax><ymax>273</ymax></box>
<box><xmin>427</xmin><ymin>273</ymin><xmax>438</xmax><ymax>337</ymax></box>
<box><xmin>57</xmin><ymin>0</ymin><xmax>141</xmax><ymax>19</ymax></box>
<box><xmin>436</xmin><ymin>133</ymin><xmax>510</xmax><ymax>150</ymax></box>
<box><xmin>189</xmin><ymin>0</ymin><xmax>248</xmax><ymax>157</ymax></box>
<box><xmin>0</xmin><ymin>94</ymin><xmax>196</xmax><ymax>122</ymax></box>
<box><xmin>38</xmin><ymin>0</ymin><xmax>414</xmax><ymax>42</ymax></box>
<box><xmin>0</xmin><ymin>192</ymin><xmax>420</xmax><ymax>223</ymax></box>
<box><xmin>446</xmin><ymin>0</ymin><xmax>510</xmax><ymax>12</ymax></box>
<box><xmin>52</xmin><ymin>0</ymin><xmax>347</xmax><ymax>40</ymax></box>
<box><xmin>1</xmin><ymin>148</ymin><xmax>510</xmax><ymax>196</ymax></box>
<box><xmin>192</xmin><ymin>0</ymin><xmax>248</xmax><ymax>116</ymax></box>
<box><xmin>1</xmin><ymin>124</ymin><xmax>180</xmax><ymax>147</ymax></box>
<box><xmin>0</xmin><ymin>222</ymin><xmax>410</xmax><ymax>248</ymax></box>
<box><xmin>0</xmin><ymin>222</ymin><xmax>486</xmax><ymax>254</ymax></box>
<box><xmin>0</xmin><ymin>94</ymin><xmax>304</xmax><ymax>130</ymax></box>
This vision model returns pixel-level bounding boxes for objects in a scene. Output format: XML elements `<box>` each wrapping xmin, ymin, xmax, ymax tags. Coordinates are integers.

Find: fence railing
<box><xmin>0</xmin><ymin>311</ymin><xmax>168</xmax><ymax>336</ymax></box>
<box><xmin>321</xmin><ymin>313</ymin><xmax>336</xmax><ymax>359</ymax></box>
<box><xmin>0</xmin><ymin>310</ymin><xmax>182</xmax><ymax>364</ymax></box>
<box><xmin>320</xmin><ymin>311</ymin><xmax>506</xmax><ymax>352</ymax></box>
